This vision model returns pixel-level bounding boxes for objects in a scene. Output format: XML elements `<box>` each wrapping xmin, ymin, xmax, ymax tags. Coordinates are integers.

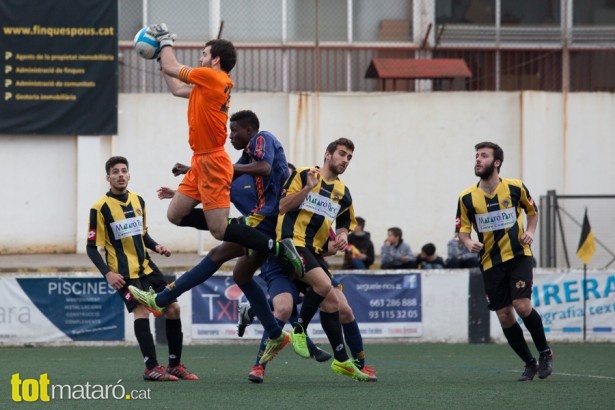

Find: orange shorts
<box><xmin>177</xmin><ymin>149</ymin><xmax>233</xmax><ymax>211</ymax></box>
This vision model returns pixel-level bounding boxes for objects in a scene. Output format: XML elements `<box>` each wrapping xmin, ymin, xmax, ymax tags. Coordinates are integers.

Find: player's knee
<box><xmin>513</xmin><ymin>302</ymin><xmax>532</xmax><ymax>318</ymax></box>
<box><xmin>132</xmin><ymin>304</ymin><xmax>150</xmax><ymax>319</ymax></box>
<box><xmin>319</xmin><ymin>291</ymin><xmax>339</xmax><ymax>312</ymax></box>
<box><xmin>207</xmin><ymin>224</ymin><xmax>226</xmax><ymax>241</ymax></box>
<box><xmin>210</xmin><ymin>246</ymin><xmax>231</xmax><ymax>266</ymax></box>
<box><xmin>164</xmin><ymin>302</ymin><xmax>181</xmax><ymax>319</ymax></box>
<box><xmin>273</xmin><ymin>304</ymin><xmax>293</xmax><ymax>321</ymax></box>
<box><xmin>311</xmin><ymin>274</ymin><xmax>333</xmax><ymax>297</ymax></box>
<box><xmin>232</xmin><ymin>270</ymin><xmax>249</xmax><ymax>285</ymax></box>
<box><xmin>316</xmin><ymin>283</ymin><xmax>332</xmax><ymax>298</ymax></box>
<box><xmin>167</xmin><ymin>210</ymin><xmax>182</xmax><ymax>226</ymax></box>
<box><xmin>338</xmin><ymin>305</ymin><xmax>354</xmax><ymax>323</ymax></box>
<box><xmin>496</xmin><ymin>306</ymin><xmax>517</xmax><ymax>326</ymax></box>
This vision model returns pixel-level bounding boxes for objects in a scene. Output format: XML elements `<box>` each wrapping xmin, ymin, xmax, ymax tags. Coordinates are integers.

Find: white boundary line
<box><xmin>508</xmin><ymin>370</ymin><xmax>615</xmax><ymax>380</ymax></box>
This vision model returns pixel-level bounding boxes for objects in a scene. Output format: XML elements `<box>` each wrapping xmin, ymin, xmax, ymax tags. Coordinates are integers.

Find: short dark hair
<box><xmin>388</xmin><ymin>227</ymin><xmax>402</xmax><ymax>239</ymax></box>
<box><xmin>206</xmin><ymin>39</ymin><xmax>237</xmax><ymax>73</ymax></box>
<box><xmin>421</xmin><ymin>242</ymin><xmax>436</xmax><ymax>256</ymax></box>
<box><xmin>105</xmin><ymin>156</ymin><xmax>128</xmax><ymax>175</ymax></box>
<box><xmin>355</xmin><ymin>217</ymin><xmax>365</xmax><ymax>229</ymax></box>
<box><xmin>475</xmin><ymin>141</ymin><xmax>504</xmax><ymax>172</ymax></box>
<box><xmin>230</xmin><ymin>110</ymin><xmax>259</xmax><ymax>130</ymax></box>
<box><xmin>326</xmin><ymin>138</ymin><xmax>354</xmax><ymax>155</ymax></box>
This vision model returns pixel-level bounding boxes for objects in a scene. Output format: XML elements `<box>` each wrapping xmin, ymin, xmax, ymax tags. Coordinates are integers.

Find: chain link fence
<box><xmin>540</xmin><ymin>191</ymin><xmax>615</xmax><ymax>269</ymax></box>
<box><xmin>119</xmin><ymin>0</ymin><xmax>414</xmax><ymax>43</ymax></box>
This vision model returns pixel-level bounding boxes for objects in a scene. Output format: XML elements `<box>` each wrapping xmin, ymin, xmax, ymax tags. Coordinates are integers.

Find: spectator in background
<box><xmin>380</xmin><ymin>227</ymin><xmax>416</xmax><ymax>269</ymax></box>
<box><xmin>415</xmin><ymin>242</ymin><xmax>445</xmax><ymax>269</ymax></box>
<box><xmin>343</xmin><ymin>217</ymin><xmax>375</xmax><ymax>270</ymax></box>
<box><xmin>445</xmin><ymin>231</ymin><xmax>480</xmax><ymax>268</ymax></box>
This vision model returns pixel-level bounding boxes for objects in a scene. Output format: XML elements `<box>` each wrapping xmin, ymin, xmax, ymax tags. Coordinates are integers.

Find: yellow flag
<box><xmin>576</xmin><ymin>209</ymin><xmax>595</xmax><ymax>265</ymax></box>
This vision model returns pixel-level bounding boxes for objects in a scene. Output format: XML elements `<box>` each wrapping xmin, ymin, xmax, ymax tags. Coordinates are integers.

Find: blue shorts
<box><xmin>259</xmin><ymin>257</ymin><xmax>300</xmax><ymax>301</ymax></box>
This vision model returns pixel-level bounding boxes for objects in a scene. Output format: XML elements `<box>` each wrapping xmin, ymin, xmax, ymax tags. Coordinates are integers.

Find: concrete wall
<box><xmin>1</xmin><ymin>92</ymin><xmax>613</xmax><ymax>263</ymax></box>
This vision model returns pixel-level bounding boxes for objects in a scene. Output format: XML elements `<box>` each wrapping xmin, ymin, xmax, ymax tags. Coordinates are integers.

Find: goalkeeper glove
<box><xmin>147</xmin><ymin>23</ymin><xmax>177</xmax><ymax>49</ymax></box>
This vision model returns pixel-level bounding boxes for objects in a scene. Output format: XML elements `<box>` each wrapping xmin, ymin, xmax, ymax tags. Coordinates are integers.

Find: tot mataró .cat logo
<box><xmin>10</xmin><ymin>373</ymin><xmax>151</xmax><ymax>402</ymax></box>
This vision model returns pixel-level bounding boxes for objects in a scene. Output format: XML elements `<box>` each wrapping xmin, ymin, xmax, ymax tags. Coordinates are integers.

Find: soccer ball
<box><xmin>133</xmin><ymin>27</ymin><xmax>160</xmax><ymax>60</ymax></box>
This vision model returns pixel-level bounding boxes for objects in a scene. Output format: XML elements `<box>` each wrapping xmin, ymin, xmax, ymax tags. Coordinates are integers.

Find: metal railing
<box><xmin>119</xmin><ymin>43</ymin><xmax>615</xmax><ymax>93</ymax></box>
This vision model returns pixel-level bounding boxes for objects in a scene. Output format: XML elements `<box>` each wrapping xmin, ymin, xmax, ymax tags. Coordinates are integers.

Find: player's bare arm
<box><xmin>157</xmin><ymin>186</ymin><xmax>176</xmax><ymax>200</ymax></box>
<box><xmin>520</xmin><ymin>214</ymin><xmax>538</xmax><ymax>245</ymax></box>
<box><xmin>459</xmin><ymin>232</ymin><xmax>484</xmax><ymax>253</ymax></box>
<box><xmin>154</xmin><ymin>244</ymin><xmax>172</xmax><ymax>257</ymax></box>
<box><xmin>145</xmin><ymin>23</ymin><xmax>191</xmax><ymax>97</ymax></box>
<box><xmin>162</xmin><ymin>72</ymin><xmax>193</xmax><ymax>98</ymax></box>
<box><xmin>279</xmin><ymin>169</ymin><xmax>320</xmax><ymax>214</ymax></box>
<box><xmin>172</xmin><ymin>162</ymin><xmax>190</xmax><ymax>176</ymax></box>
<box><xmin>321</xmin><ymin>241</ymin><xmax>338</xmax><ymax>257</ymax></box>
<box><xmin>333</xmin><ymin>229</ymin><xmax>349</xmax><ymax>251</ymax></box>
<box><xmin>104</xmin><ymin>271</ymin><xmax>125</xmax><ymax>290</ymax></box>
<box><xmin>233</xmin><ymin>160</ymin><xmax>271</xmax><ymax>179</ymax></box>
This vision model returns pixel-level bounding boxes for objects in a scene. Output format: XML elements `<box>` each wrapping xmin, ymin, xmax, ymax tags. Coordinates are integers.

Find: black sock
<box><xmin>179</xmin><ymin>209</ymin><xmax>209</xmax><ymax>230</ymax></box>
<box><xmin>502</xmin><ymin>322</ymin><xmax>534</xmax><ymax>364</ymax></box>
<box><xmin>295</xmin><ymin>289</ymin><xmax>326</xmax><ymax>331</ymax></box>
<box><xmin>342</xmin><ymin>320</ymin><xmax>364</xmax><ymax>366</ymax></box>
<box><xmin>521</xmin><ymin>309</ymin><xmax>550</xmax><ymax>353</ymax></box>
<box><xmin>223</xmin><ymin>223</ymin><xmax>276</xmax><ymax>254</ymax></box>
<box><xmin>134</xmin><ymin>318</ymin><xmax>157</xmax><ymax>369</ymax></box>
<box><xmin>306</xmin><ymin>335</ymin><xmax>316</xmax><ymax>353</ymax></box>
<box><xmin>166</xmin><ymin>318</ymin><xmax>183</xmax><ymax>367</ymax></box>
<box><xmin>320</xmin><ymin>311</ymin><xmax>349</xmax><ymax>362</ymax></box>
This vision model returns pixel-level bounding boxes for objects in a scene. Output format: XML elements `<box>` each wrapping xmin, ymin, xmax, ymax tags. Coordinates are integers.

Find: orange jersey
<box><xmin>179</xmin><ymin>66</ymin><xmax>233</xmax><ymax>153</ymax></box>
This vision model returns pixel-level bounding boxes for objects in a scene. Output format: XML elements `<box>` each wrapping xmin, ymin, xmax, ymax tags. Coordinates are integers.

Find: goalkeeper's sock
<box><xmin>178</xmin><ymin>209</ymin><xmax>209</xmax><ymax>230</ymax></box>
<box><xmin>223</xmin><ymin>223</ymin><xmax>276</xmax><ymax>254</ymax></box>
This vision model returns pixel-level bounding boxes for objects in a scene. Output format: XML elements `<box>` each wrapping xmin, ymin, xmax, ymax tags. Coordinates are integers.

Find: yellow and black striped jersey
<box><xmin>87</xmin><ymin>191</ymin><xmax>155</xmax><ymax>279</ymax></box>
<box><xmin>456</xmin><ymin>178</ymin><xmax>538</xmax><ymax>270</ymax></box>
<box><xmin>277</xmin><ymin>166</ymin><xmax>356</xmax><ymax>254</ymax></box>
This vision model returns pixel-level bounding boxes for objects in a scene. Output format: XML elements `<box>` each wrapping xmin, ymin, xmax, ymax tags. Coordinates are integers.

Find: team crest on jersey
<box><xmin>87</xmin><ymin>229</ymin><xmax>96</xmax><ymax>241</ymax></box>
<box><xmin>136</xmin><ymin>208</ymin><xmax>143</xmax><ymax>216</ymax></box>
<box><xmin>515</xmin><ymin>280</ymin><xmax>526</xmax><ymax>289</ymax></box>
<box><xmin>455</xmin><ymin>217</ymin><xmax>461</xmax><ymax>229</ymax></box>
<box><xmin>501</xmin><ymin>198</ymin><xmax>511</xmax><ymax>208</ymax></box>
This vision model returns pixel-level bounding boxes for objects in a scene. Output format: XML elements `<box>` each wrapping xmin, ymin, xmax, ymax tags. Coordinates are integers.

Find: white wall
<box><xmin>1</xmin><ymin>92</ymin><xmax>613</xmax><ymax>262</ymax></box>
